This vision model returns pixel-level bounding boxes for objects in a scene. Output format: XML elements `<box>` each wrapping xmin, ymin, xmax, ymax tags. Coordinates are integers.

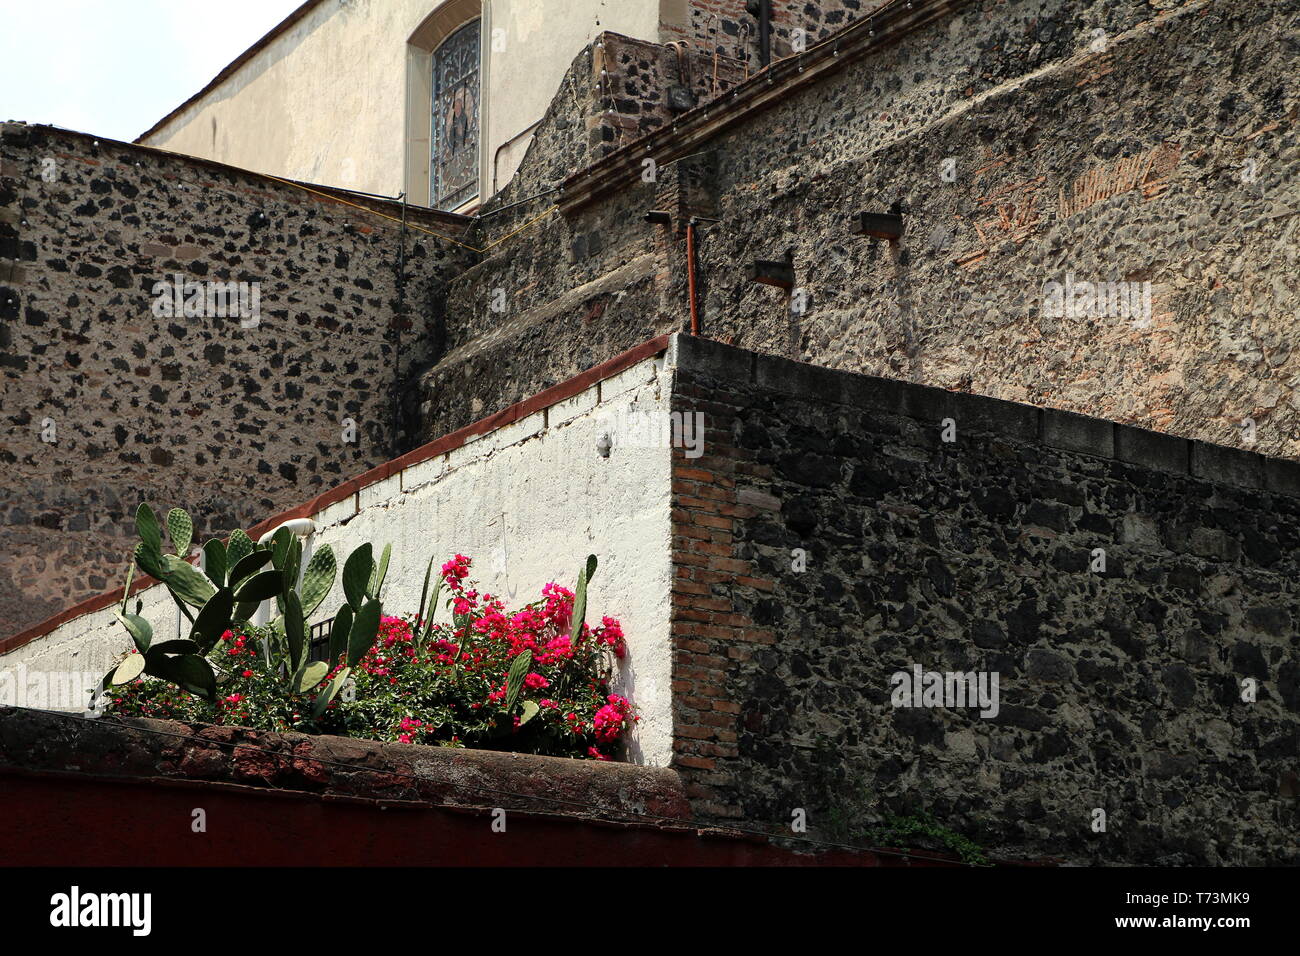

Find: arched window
<box><xmin>431</xmin><ymin>19</ymin><xmax>480</xmax><ymax>210</ymax></box>
<box><xmin>405</xmin><ymin>1</ymin><xmax>483</xmax><ymax>211</ymax></box>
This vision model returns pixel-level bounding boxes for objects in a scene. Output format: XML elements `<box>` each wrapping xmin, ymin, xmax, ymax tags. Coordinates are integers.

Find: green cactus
<box><xmin>295</xmin><ymin>661</ymin><xmax>330</xmax><ymax>694</ymax></box>
<box><xmin>504</xmin><ymin>648</ymin><xmax>533</xmax><ymax>714</ymax></box>
<box><xmin>202</xmin><ymin>538</ymin><xmax>228</xmax><ymax>587</ymax></box>
<box><xmin>226</xmin><ymin>528</ymin><xmax>254</xmax><ymax>568</ymax></box>
<box><xmin>101</xmin><ymin>501</ymin><xmax>389</xmax><ymax>725</ymax></box>
<box><xmin>342</xmin><ymin>543</ymin><xmax>372</xmax><ymax>609</ymax></box>
<box><xmin>167</xmin><ymin>508</ymin><xmax>193</xmax><ymax>557</ymax></box>
<box><xmin>135</xmin><ymin>503</ymin><xmax>162</xmax><ymax>556</ymax></box>
<box><xmin>299</xmin><ymin>545</ymin><xmax>336</xmax><ymax>617</ymax></box>
<box><xmin>346</xmin><ymin>598</ymin><xmax>381</xmax><ymax>667</ymax></box>
<box><xmin>311</xmin><ymin>666</ymin><xmax>351</xmax><ymax>718</ymax></box>
<box><xmin>368</xmin><ymin>542</ymin><xmax>391</xmax><ymax>599</ymax></box>
<box><xmin>570</xmin><ymin>554</ymin><xmax>597</xmax><ymax>643</ymax></box>
<box><xmin>329</xmin><ymin>604</ymin><xmax>353</xmax><ymax>664</ymax></box>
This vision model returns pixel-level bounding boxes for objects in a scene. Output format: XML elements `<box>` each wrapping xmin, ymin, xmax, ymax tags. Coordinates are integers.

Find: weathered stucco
<box><xmin>140</xmin><ymin>0</ymin><xmax>664</xmax><ymax>206</ymax></box>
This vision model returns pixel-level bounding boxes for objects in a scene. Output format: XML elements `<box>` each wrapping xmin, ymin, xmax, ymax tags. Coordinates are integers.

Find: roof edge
<box><xmin>135</xmin><ymin>0</ymin><xmax>330</xmax><ymax>144</ymax></box>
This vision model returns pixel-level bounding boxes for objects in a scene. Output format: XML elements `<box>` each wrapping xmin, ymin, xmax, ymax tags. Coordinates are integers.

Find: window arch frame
<box><xmin>404</xmin><ymin>0</ymin><xmax>486</xmax><ymax>211</ymax></box>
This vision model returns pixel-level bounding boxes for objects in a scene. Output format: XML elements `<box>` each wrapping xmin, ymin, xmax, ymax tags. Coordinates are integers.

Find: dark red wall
<box><xmin>0</xmin><ymin>772</ymin><xmax>939</xmax><ymax>866</ymax></box>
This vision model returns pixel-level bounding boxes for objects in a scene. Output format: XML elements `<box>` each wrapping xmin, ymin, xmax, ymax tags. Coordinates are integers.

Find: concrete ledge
<box><xmin>1265</xmin><ymin>458</ymin><xmax>1300</xmax><ymax>497</ymax></box>
<box><xmin>1042</xmin><ymin>409</ymin><xmax>1114</xmax><ymax>458</ymax></box>
<box><xmin>672</xmin><ymin>335</ymin><xmax>1298</xmax><ymax>499</ymax></box>
<box><xmin>0</xmin><ymin>707</ymin><xmax>691</xmax><ymax>822</ymax></box>
<box><xmin>954</xmin><ymin>392</ymin><xmax>1040</xmax><ymax>443</ymax></box>
<box><xmin>669</xmin><ymin>332</ymin><xmax>755</xmax><ymax>384</ymax></box>
<box><xmin>1190</xmin><ymin>441</ymin><xmax>1264</xmax><ymax>491</ymax></box>
<box><xmin>1115</xmin><ymin>424</ymin><xmax>1187</xmax><ymax>475</ymax></box>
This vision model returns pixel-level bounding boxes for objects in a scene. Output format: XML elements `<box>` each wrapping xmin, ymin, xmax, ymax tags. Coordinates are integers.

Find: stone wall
<box><xmin>414</xmin><ymin>0</ymin><xmax>1299</xmax><ymax>468</ymax></box>
<box><xmin>664</xmin><ymin>334</ymin><xmax>1300</xmax><ymax>865</ymax></box>
<box><xmin>664</xmin><ymin>0</ymin><xmax>888</xmax><ymax>62</ymax></box>
<box><xmin>0</xmin><ymin>123</ymin><xmax>475</xmax><ymax>638</ymax></box>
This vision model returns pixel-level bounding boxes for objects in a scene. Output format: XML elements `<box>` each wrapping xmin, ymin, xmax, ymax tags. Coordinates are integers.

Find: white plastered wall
<box><xmin>143</xmin><ymin>0</ymin><xmax>663</xmax><ymax>206</ymax></box>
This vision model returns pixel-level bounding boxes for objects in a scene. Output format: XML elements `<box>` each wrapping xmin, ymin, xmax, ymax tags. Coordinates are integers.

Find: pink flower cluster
<box><xmin>441</xmin><ymin>554</ymin><xmax>472</xmax><ymax>591</ymax></box>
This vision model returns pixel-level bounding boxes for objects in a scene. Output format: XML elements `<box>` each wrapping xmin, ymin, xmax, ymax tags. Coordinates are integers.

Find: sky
<box><xmin>0</xmin><ymin>0</ymin><xmax>307</xmax><ymax>143</ymax></box>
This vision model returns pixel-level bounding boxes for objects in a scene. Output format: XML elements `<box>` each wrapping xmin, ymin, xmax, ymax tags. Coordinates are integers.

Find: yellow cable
<box><xmin>260</xmin><ymin>173</ymin><xmax>556</xmax><ymax>254</ymax></box>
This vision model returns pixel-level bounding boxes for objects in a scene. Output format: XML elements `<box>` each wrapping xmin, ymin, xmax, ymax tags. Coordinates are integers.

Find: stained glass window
<box><xmin>432</xmin><ymin>19</ymin><xmax>480</xmax><ymax>210</ymax></box>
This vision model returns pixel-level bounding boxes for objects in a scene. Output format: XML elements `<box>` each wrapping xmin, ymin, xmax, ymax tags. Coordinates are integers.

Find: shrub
<box><xmin>107</xmin><ymin>555</ymin><xmax>637</xmax><ymax>760</ymax></box>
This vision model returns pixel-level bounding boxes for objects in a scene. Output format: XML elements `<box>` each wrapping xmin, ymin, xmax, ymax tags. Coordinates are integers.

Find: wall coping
<box><xmin>0</xmin><ymin>334</ymin><xmax>672</xmax><ymax>657</ymax></box>
<box><xmin>667</xmin><ymin>335</ymin><xmax>1300</xmax><ymax>498</ymax></box>
<box><xmin>0</xmin><ymin>706</ymin><xmax>692</xmax><ymax>822</ymax></box>
<box><xmin>558</xmin><ymin>0</ymin><xmax>977</xmax><ymax>214</ymax></box>
<box><xmin>1</xmin><ymin>122</ymin><xmax>473</xmax><ymax>232</ymax></box>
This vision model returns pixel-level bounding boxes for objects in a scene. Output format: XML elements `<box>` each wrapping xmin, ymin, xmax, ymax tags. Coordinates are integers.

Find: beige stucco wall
<box><xmin>0</xmin><ymin>350</ymin><xmax>678</xmax><ymax>766</ymax></box>
<box><xmin>141</xmin><ymin>0</ymin><xmax>663</xmax><ymax>207</ymax></box>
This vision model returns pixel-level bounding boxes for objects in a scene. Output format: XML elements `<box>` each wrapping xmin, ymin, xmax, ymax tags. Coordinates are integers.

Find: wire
<box><xmin>7</xmin><ymin>706</ymin><xmax>986</xmax><ymax>865</ymax></box>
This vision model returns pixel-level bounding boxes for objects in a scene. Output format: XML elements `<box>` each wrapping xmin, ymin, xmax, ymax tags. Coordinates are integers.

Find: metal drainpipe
<box><xmin>686</xmin><ymin>218</ymin><xmax>701</xmax><ymax>336</ymax></box>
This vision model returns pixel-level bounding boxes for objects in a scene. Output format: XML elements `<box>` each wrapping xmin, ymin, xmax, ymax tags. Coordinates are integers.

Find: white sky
<box><xmin>0</xmin><ymin>0</ymin><xmax>307</xmax><ymax>142</ymax></box>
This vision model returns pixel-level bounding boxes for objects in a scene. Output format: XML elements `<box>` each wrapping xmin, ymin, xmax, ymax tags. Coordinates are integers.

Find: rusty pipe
<box><xmin>686</xmin><ymin>218</ymin><xmax>700</xmax><ymax>336</ymax></box>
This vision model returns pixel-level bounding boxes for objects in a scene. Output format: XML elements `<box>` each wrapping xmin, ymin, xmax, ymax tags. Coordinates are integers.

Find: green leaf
<box><xmin>295</xmin><ymin>660</ymin><xmax>330</xmax><ymax>694</ymax></box>
<box><xmin>233</xmin><ymin>568</ymin><xmax>284</xmax><ymax>603</ymax></box>
<box><xmin>167</xmin><ymin>508</ymin><xmax>193</xmax><ymax>557</ymax></box>
<box><xmin>147</xmin><ymin>653</ymin><xmax>217</xmax><ymax>701</ymax></box>
<box><xmin>342</xmin><ymin>543</ymin><xmax>373</xmax><ymax>609</ymax></box>
<box><xmin>111</xmin><ymin>654</ymin><xmax>146</xmax><ymax>685</ymax></box>
<box><xmin>190</xmin><ymin>587</ymin><xmax>234</xmax><ymax>653</ymax></box>
<box><xmin>135</xmin><ymin>503</ymin><xmax>162</xmax><ymax>555</ymax></box>
<box><xmin>162</xmin><ymin>554</ymin><xmax>216</xmax><ymax>608</ymax></box>
<box><xmin>202</xmin><ymin>539</ymin><xmax>228</xmax><ymax>588</ymax></box>
<box><xmin>114</xmin><ymin>610</ymin><xmax>153</xmax><ymax>654</ymax></box>
<box><xmin>228</xmin><ymin>549</ymin><xmax>273</xmax><ymax>589</ymax></box>
<box><xmin>284</xmin><ymin>591</ymin><xmax>305</xmax><ymax>671</ymax></box>
<box><xmin>134</xmin><ymin>541</ymin><xmax>165</xmax><ymax>580</ymax></box>
<box><xmin>233</xmin><ymin>601</ymin><xmax>260</xmax><ymax>624</ymax></box>
<box><xmin>145</xmin><ymin>639</ymin><xmax>202</xmax><ymax>663</ymax></box>
<box><xmin>270</xmin><ymin>527</ymin><xmax>293</xmax><ymax>570</ymax></box>
<box><xmin>311</xmin><ymin>666</ymin><xmax>351</xmax><ymax>719</ymax></box>
<box><xmin>570</xmin><ymin>557</ymin><xmax>593</xmax><ymax>644</ymax></box>
<box><xmin>328</xmin><ymin>605</ymin><xmax>353</xmax><ymax>664</ymax></box>
<box><xmin>226</xmin><ymin>529</ymin><xmax>255</xmax><ymax>568</ymax></box>
<box><xmin>519</xmin><ymin>700</ymin><xmax>540</xmax><ymax>726</ymax></box>
<box><xmin>421</xmin><ymin>577</ymin><xmax>444</xmax><ymax>643</ymax></box>
<box><xmin>120</xmin><ymin>560</ymin><xmax>135</xmax><ymax>615</ymax></box>
<box><xmin>415</xmin><ymin>556</ymin><xmax>434</xmax><ymax>628</ymax></box>
<box><xmin>367</xmin><ymin>543</ymin><xmax>391</xmax><ymax>599</ymax></box>
<box><xmin>504</xmin><ymin>648</ymin><xmax>532</xmax><ymax>714</ymax></box>
<box><xmin>300</xmin><ymin>545</ymin><xmax>336</xmax><ymax>618</ymax></box>
<box><xmin>346</xmin><ymin>598</ymin><xmax>381</xmax><ymax>667</ymax></box>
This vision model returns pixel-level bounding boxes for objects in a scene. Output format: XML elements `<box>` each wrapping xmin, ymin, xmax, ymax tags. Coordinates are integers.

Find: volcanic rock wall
<box><xmin>664</xmin><ymin>335</ymin><xmax>1300</xmax><ymax>865</ymax></box>
<box><xmin>0</xmin><ymin>124</ymin><xmax>474</xmax><ymax>637</ymax></box>
<box><xmin>415</xmin><ymin>0</ymin><xmax>1298</xmax><ymax>465</ymax></box>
